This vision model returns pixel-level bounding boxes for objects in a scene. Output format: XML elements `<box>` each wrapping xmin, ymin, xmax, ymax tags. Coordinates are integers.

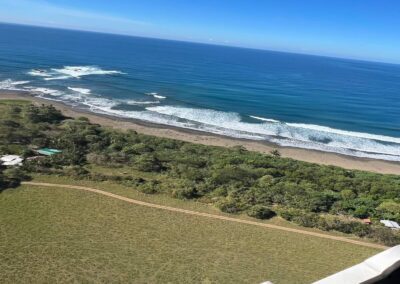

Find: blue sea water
<box><xmin>1</xmin><ymin>23</ymin><xmax>400</xmax><ymax>161</ymax></box>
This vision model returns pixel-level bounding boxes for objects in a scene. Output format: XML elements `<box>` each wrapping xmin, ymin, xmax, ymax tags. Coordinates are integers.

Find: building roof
<box><xmin>362</xmin><ymin>218</ymin><xmax>372</xmax><ymax>224</ymax></box>
<box><xmin>314</xmin><ymin>245</ymin><xmax>400</xmax><ymax>284</ymax></box>
<box><xmin>0</xmin><ymin>155</ymin><xmax>23</xmax><ymax>166</ymax></box>
<box><xmin>380</xmin><ymin>220</ymin><xmax>400</xmax><ymax>229</ymax></box>
<box><xmin>37</xmin><ymin>148</ymin><xmax>62</xmax><ymax>156</ymax></box>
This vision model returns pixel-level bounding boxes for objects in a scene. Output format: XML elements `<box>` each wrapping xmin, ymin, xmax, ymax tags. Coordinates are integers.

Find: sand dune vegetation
<box><xmin>0</xmin><ymin>99</ymin><xmax>399</xmax><ymax>247</ymax></box>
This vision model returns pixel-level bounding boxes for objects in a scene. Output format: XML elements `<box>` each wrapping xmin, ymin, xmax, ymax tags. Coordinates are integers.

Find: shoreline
<box><xmin>1</xmin><ymin>91</ymin><xmax>400</xmax><ymax>175</ymax></box>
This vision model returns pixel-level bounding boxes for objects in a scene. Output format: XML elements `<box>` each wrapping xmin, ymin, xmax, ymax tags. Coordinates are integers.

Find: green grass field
<box><xmin>0</xmin><ymin>99</ymin><xmax>31</xmax><ymax>106</ymax></box>
<box><xmin>0</xmin><ymin>176</ymin><xmax>381</xmax><ymax>284</ymax></box>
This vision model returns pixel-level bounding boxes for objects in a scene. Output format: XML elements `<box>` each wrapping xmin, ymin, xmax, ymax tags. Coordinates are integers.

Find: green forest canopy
<box><xmin>1</xmin><ymin>100</ymin><xmax>399</xmax><ymax>245</ymax></box>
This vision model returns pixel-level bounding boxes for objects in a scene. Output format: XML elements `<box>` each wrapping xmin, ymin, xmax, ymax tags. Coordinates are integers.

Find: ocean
<box><xmin>1</xmin><ymin>23</ymin><xmax>400</xmax><ymax>161</ymax></box>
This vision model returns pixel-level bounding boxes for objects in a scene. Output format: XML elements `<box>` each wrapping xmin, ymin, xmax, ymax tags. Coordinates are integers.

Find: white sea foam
<box><xmin>44</xmin><ymin>76</ymin><xmax>71</xmax><ymax>81</ymax></box>
<box><xmin>286</xmin><ymin>123</ymin><xmax>400</xmax><ymax>144</ymax></box>
<box><xmin>250</xmin><ymin>115</ymin><xmax>279</xmax><ymax>123</ymax></box>
<box><xmin>51</xmin><ymin>66</ymin><xmax>124</xmax><ymax>78</ymax></box>
<box><xmin>146</xmin><ymin>92</ymin><xmax>166</xmax><ymax>99</ymax></box>
<box><xmin>0</xmin><ymin>79</ymin><xmax>30</xmax><ymax>91</ymax></box>
<box><xmin>68</xmin><ymin>87</ymin><xmax>91</xmax><ymax>95</ymax></box>
<box><xmin>22</xmin><ymin>93</ymin><xmax>400</xmax><ymax>162</ymax></box>
<box><xmin>271</xmin><ymin>138</ymin><xmax>400</xmax><ymax>162</ymax></box>
<box><xmin>26</xmin><ymin>87</ymin><xmax>64</xmax><ymax>96</ymax></box>
<box><xmin>27</xmin><ymin>70</ymin><xmax>52</xmax><ymax>77</ymax></box>
<box><xmin>147</xmin><ymin>106</ymin><xmax>242</xmax><ymax>127</ymax></box>
<box><xmin>123</xmin><ymin>100</ymin><xmax>160</xmax><ymax>105</ymax></box>
<box><xmin>145</xmin><ymin>105</ymin><xmax>400</xmax><ymax>161</ymax></box>
<box><xmin>11</xmin><ymin>80</ymin><xmax>30</xmax><ymax>85</ymax></box>
<box><xmin>77</xmin><ymin>96</ymin><xmax>118</xmax><ymax>112</ymax></box>
<box><xmin>28</xmin><ymin>66</ymin><xmax>124</xmax><ymax>80</ymax></box>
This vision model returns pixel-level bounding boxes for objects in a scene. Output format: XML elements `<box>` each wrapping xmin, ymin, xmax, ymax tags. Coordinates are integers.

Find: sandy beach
<box><xmin>1</xmin><ymin>91</ymin><xmax>400</xmax><ymax>175</ymax></box>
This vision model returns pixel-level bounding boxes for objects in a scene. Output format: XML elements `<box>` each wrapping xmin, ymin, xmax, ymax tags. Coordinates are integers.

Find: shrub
<box><xmin>2</xmin><ymin>101</ymin><xmax>400</xmax><ymax>245</ymax></box>
<box><xmin>211</xmin><ymin>166</ymin><xmax>258</xmax><ymax>185</ymax></box>
<box><xmin>376</xmin><ymin>201</ymin><xmax>400</xmax><ymax>222</ymax></box>
<box><xmin>0</xmin><ymin>167</ymin><xmax>30</xmax><ymax>190</ymax></box>
<box><xmin>25</xmin><ymin>104</ymin><xmax>64</xmax><ymax>123</ymax></box>
<box><xmin>63</xmin><ymin>166</ymin><xmax>90</xmax><ymax>178</ymax></box>
<box><xmin>276</xmin><ymin>207</ymin><xmax>303</xmax><ymax>221</ymax></box>
<box><xmin>257</xmin><ymin>175</ymin><xmax>275</xmax><ymax>188</ymax></box>
<box><xmin>292</xmin><ymin>212</ymin><xmax>320</xmax><ymax>228</ymax></box>
<box><xmin>367</xmin><ymin>227</ymin><xmax>400</xmax><ymax>246</ymax></box>
<box><xmin>247</xmin><ymin>205</ymin><xmax>275</xmax><ymax>219</ymax></box>
<box><xmin>352</xmin><ymin>206</ymin><xmax>371</xmax><ymax>219</ymax></box>
<box><xmin>217</xmin><ymin>199</ymin><xmax>242</xmax><ymax>214</ymax></box>
<box><xmin>88</xmin><ymin>173</ymin><xmax>109</xmax><ymax>182</ymax></box>
<box><xmin>138</xmin><ymin>181</ymin><xmax>160</xmax><ymax>194</ymax></box>
<box><xmin>307</xmin><ymin>192</ymin><xmax>338</xmax><ymax>213</ymax></box>
<box><xmin>270</xmin><ymin>149</ymin><xmax>281</xmax><ymax>157</ymax></box>
<box><xmin>135</xmin><ymin>154</ymin><xmax>163</xmax><ymax>172</ymax></box>
<box><xmin>124</xmin><ymin>143</ymin><xmax>153</xmax><ymax>155</ymax></box>
<box><xmin>172</xmin><ymin>186</ymin><xmax>198</xmax><ymax>199</ymax></box>
<box><xmin>86</xmin><ymin>153</ymin><xmax>109</xmax><ymax>165</ymax></box>
<box><xmin>341</xmin><ymin>189</ymin><xmax>356</xmax><ymax>200</ymax></box>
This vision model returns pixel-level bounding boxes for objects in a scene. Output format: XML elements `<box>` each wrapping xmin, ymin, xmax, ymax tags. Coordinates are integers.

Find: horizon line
<box><xmin>1</xmin><ymin>21</ymin><xmax>399</xmax><ymax>67</ymax></box>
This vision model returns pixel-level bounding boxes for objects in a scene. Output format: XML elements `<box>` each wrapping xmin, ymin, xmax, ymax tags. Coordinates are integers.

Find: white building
<box><xmin>380</xmin><ymin>220</ymin><xmax>400</xmax><ymax>230</ymax></box>
<box><xmin>314</xmin><ymin>245</ymin><xmax>400</xmax><ymax>284</ymax></box>
<box><xmin>0</xmin><ymin>155</ymin><xmax>23</xmax><ymax>166</ymax></box>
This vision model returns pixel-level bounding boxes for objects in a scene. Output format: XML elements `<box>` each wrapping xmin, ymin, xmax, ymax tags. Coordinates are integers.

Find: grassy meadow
<box><xmin>0</xmin><ymin>177</ymin><xmax>380</xmax><ymax>284</ymax></box>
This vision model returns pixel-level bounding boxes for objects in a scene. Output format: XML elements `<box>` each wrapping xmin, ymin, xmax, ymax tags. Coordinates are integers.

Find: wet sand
<box><xmin>1</xmin><ymin>91</ymin><xmax>400</xmax><ymax>175</ymax></box>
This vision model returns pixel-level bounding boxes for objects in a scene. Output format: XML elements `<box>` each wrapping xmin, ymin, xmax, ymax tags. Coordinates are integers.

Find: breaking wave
<box><xmin>52</xmin><ymin>66</ymin><xmax>124</xmax><ymax>78</ymax></box>
<box><xmin>28</xmin><ymin>70</ymin><xmax>51</xmax><ymax>77</ymax></box>
<box><xmin>146</xmin><ymin>92</ymin><xmax>166</xmax><ymax>99</ymax></box>
<box><xmin>285</xmin><ymin>123</ymin><xmax>400</xmax><ymax>144</ymax></box>
<box><xmin>68</xmin><ymin>87</ymin><xmax>91</xmax><ymax>95</ymax></box>
<box><xmin>25</xmin><ymin>87</ymin><xmax>65</xmax><ymax>97</ymax></box>
<box><xmin>123</xmin><ymin>100</ymin><xmax>160</xmax><ymax>105</ymax></box>
<box><xmin>73</xmin><ymin>103</ymin><xmax>399</xmax><ymax>161</ymax></box>
<box><xmin>28</xmin><ymin>66</ymin><xmax>124</xmax><ymax>80</ymax></box>
<box><xmin>145</xmin><ymin>106</ymin><xmax>400</xmax><ymax>161</ymax></box>
<box><xmin>0</xmin><ymin>79</ymin><xmax>30</xmax><ymax>91</ymax></box>
<box><xmin>1</xmin><ymin>77</ymin><xmax>399</xmax><ymax>162</ymax></box>
<box><xmin>250</xmin><ymin>115</ymin><xmax>279</xmax><ymax>123</ymax></box>
<box><xmin>44</xmin><ymin>76</ymin><xmax>71</xmax><ymax>81</ymax></box>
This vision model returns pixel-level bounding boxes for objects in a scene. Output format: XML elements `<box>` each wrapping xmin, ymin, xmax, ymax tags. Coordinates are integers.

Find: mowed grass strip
<box><xmin>0</xmin><ymin>185</ymin><xmax>380</xmax><ymax>284</ymax></box>
<box><xmin>30</xmin><ymin>174</ymin><xmax>388</xmax><ymax>243</ymax></box>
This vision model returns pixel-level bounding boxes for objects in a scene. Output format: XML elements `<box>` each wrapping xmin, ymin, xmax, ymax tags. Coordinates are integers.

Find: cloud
<box><xmin>42</xmin><ymin>3</ymin><xmax>150</xmax><ymax>27</ymax></box>
<box><xmin>0</xmin><ymin>0</ymin><xmax>151</xmax><ymax>34</ymax></box>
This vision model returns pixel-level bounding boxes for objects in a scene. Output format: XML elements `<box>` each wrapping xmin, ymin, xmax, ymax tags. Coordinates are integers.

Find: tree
<box><xmin>377</xmin><ymin>201</ymin><xmax>400</xmax><ymax>222</ymax></box>
<box><xmin>0</xmin><ymin>166</ymin><xmax>6</xmax><ymax>191</ymax></box>
<box><xmin>172</xmin><ymin>186</ymin><xmax>198</xmax><ymax>199</ymax></box>
<box><xmin>135</xmin><ymin>154</ymin><xmax>163</xmax><ymax>172</ymax></box>
<box><xmin>307</xmin><ymin>192</ymin><xmax>338</xmax><ymax>212</ymax></box>
<box><xmin>211</xmin><ymin>166</ymin><xmax>258</xmax><ymax>185</ymax></box>
<box><xmin>353</xmin><ymin>206</ymin><xmax>371</xmax><ymax>219</ymax></box>
<box><xmin>0</xmin><ymin>167</ymin><xmax>29</xmax><ymax>191</ymax></box>
<box><xmin>217</xmin><ymin>198</ymin><xmax>242</xmax><ymax>214</ymax></box>
<box><xmin>247</xmin><ymin>205</ymin><xmax>275</xmax><ymax>219</ymax></box>
<box><xmin>25</xmin><ymin>104</ymin><xmax>64</xmax><ymax>123</ymax></box>
<box><xmin>270</xmin><ymin>149</ymin><xmax>281</xmax><ymax>157</ymax></box>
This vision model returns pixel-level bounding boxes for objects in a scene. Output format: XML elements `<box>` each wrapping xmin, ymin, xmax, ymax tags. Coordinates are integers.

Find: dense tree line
<box><xmin>1</xmin><ymin>102</ymin><xmax>400</xmax><ymax>245</ymax></box>
<box><xmin>0</xmin><ymin>165</ymin><xmax>28</xmax><ymax>192</ymax></box>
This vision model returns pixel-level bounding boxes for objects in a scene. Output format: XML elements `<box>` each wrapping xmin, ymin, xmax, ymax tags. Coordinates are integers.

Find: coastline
<box><xmin>1</xmin><ymin>91</ymin><xmax>400</xmax><ymax>175</ymax></box>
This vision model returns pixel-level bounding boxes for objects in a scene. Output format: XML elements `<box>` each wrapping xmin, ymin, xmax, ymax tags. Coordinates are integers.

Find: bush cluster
<box><xmin>2</xmin><ymin>102</ymin><xmax>400</xmax><ymax>245</ymax></box>
<box><xmin>276</xmin><ymin>207</ymin><xmax>400</xmax><ymax>246</ymax></box>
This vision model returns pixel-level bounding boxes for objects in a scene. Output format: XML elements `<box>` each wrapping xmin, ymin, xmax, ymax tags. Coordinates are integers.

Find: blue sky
<box><xmin>1</xmin><ymin>0</ymin><xmax>400</xmax><ymax>63</ymax></box>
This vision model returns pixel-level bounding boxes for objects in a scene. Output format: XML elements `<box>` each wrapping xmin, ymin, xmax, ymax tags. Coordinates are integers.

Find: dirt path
<box><xmin>23</xmin><ymin>181</ymin><xmax>388</xmax><ymax>250</ymax></box>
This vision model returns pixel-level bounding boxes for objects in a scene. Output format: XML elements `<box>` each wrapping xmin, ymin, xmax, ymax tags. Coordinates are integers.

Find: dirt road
<box><xmin>22</xmin><ymin>181</ymin><xmax>388</xmax><ymax>250</ymax></box>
